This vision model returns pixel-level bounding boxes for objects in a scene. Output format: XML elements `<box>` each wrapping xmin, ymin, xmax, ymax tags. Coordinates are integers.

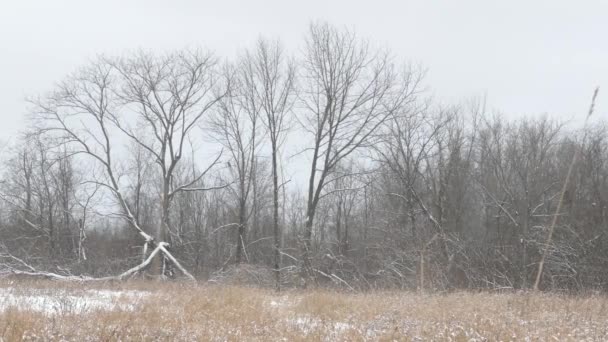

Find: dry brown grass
<box><xmin>0</xmin><ymin>279</ymin><xmax>607</xmax><ymax>341</ymax></box>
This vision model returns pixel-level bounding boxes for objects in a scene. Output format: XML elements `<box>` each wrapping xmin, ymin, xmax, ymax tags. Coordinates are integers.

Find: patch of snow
<box><xmin>288</xmin><ymin>315</ymin><xmax>357</xmax><ymax>336</ymax></box>
<box><xmin>0</xmin><ymin>287</ymin><xmax>149</xmax><ymax>315</ymax></box>
<box><xmin>269</xmin><ymin>296</ymin><xmax>292</xmax><ymax>308</ymax></box>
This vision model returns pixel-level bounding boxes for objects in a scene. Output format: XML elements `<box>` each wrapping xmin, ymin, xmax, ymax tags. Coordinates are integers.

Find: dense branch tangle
<box><xmin>2</xmin><ymin>23</ymin><xmax>604</xmax><ymax>292</ymax></box>
<box><xmin>30</xmin><ymin>50</ymin><xmax>226</xmax><ymax>280</ymax></box>
<box><xmin>299</xmin><ymin>22</ymin><xmax>422</xmax><ymax>280</ymax></box>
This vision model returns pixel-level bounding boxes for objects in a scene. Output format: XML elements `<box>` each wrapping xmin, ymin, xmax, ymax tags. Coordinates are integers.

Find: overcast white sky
<box><xmin>1</xmin><ymin>0</ymin><xmax>606</xmax><ymax>143</ymax></box>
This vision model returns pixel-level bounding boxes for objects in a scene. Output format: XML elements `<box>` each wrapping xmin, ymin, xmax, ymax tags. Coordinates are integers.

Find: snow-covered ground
<box><xmin>0</xmin><ymin>286</ymin><xmax>149</xmax><ymax>315</ymax></box>
<box><xmin>0</xmin><ymin>284</ymin><xmax>607</xmax><ymax>340</ymax></box>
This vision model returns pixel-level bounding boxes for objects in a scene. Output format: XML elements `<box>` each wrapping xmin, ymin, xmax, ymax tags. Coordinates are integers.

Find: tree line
<box><xmin>0</xmin><ymin>22</ymin><xmax>605</xmax><ymax>291</ymax></box>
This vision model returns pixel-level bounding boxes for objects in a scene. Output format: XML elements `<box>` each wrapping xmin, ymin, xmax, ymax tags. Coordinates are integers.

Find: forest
<box><xmin>0</xmin><ymin>22</ymin><xmax>605</xmax><ymax>293</ymax></box>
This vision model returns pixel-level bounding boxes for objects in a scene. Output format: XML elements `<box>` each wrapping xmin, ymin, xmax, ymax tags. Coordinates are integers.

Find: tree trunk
<box><xmin>152</xmin><ymin>180</ymin><xmax>170</xmax><ymax>276</ymax></box>
<box><xmin>302</xmin><ymin>206</ymin><xmax>315</xmax><ymax>282</ymax></box>
<box><xmin>235</xmin><ymin>198</ymin><xmax>247</xmax><ymax>264</ymax></box>
<box><xmin>272</xmin><ymin>144</ymin><xmax>281</xmax><ymax>291</ymax></box>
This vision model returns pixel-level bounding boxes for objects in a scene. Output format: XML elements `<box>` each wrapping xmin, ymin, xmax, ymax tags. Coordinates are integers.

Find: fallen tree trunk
<box><xmin>0</xmin><ymin>242</ymin><xmax>196</xmax><ymax>282</ymax></box>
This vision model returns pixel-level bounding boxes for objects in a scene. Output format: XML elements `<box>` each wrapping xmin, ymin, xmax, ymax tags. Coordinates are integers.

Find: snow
<box><xmin>1</xmin><ymin>286</ymin><xmax>605</xmax><ymax>340</ymax></box>
<box><xmin>0</xmin><ymin>287</ymin><xmax>149</xmax><ymax>315</ymax></box>
<box><xmin>287</xmin><ymin>316</ymin><xmax>360</xmax><ymax>338</ymax></box>
<box><xmin>268</xmin><ymin>295</ymin><xmax>292</xmax><ymax>308</ymax></box>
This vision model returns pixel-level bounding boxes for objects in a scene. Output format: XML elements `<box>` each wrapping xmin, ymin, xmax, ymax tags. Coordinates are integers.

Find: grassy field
<box><xmin>0</xmin><ymin>280</ymin><xmax>607</xmax><ymax>341</ymax></box>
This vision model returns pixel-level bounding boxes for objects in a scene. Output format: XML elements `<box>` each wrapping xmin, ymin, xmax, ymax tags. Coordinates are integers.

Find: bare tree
<box><xmin>298</xmin><ymin>22</ymin><xmax>420</xmax><ymax>279</ymax></box>
<box><xmin>2</xmin><ymin>22</ymin><xmax>607</xmax><ymax>292</ymax></box>
<box><xmin>239</xmin><ymin>38</ymin><xmax>296</xmax><ymax>290</ymax></box>
<box><xmin>29</xmin><ymin>54</ymin><xmax>206</xmax><ymax>280</ymax></box>
<box><xmin>108</xmin><ymin>50</ymin><xmax>226</xmax><ymax>275</ymax></box>
<box><xmin>208</xmin><ymin>63</ymin><xmax>261</xmax><ymax>265</ymax></box>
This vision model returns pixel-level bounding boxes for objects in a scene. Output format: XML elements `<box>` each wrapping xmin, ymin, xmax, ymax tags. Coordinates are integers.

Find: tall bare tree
<box><xmin>29</xmin><ymin>52</ymin><xmax>220</xmax><ymax>279</ymax></box>
<box><xmin>239</xmin><ymin>38</ymin><xmax>296</xmax><ymax>289</ymax></box>
<box><xmin>209</xmin><ymin>63</ymin><xmax>261</xmax><ymax>265</ymax></box>
<box><xmin>109</xmin><ymin>50</ymin><xmax>225</xmax><ymax>274</ymax></box>
<box><xmin>299</xmin><ymin>22</ymin><xmax>420</xmax><ymax>278</ymax></box>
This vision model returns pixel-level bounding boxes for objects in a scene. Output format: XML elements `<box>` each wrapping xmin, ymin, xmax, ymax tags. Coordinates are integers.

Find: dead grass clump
<box><xmin>1</xmin><ymin>308</ymin><xmax>44</xmax><ymax>341</ymax></box>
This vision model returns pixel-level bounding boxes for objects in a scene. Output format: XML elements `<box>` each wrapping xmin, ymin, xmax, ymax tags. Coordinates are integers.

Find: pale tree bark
<box><xmin>74</xmin><ymin>182</ymin><xmax>100</xmax><ymax>262</ymax></box>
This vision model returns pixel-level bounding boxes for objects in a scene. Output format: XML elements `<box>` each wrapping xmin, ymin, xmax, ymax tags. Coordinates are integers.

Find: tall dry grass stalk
<box><xmin>533</xmin><ymin>87</ymin><xmax>600</xmax><ymax>291</ymax></box>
